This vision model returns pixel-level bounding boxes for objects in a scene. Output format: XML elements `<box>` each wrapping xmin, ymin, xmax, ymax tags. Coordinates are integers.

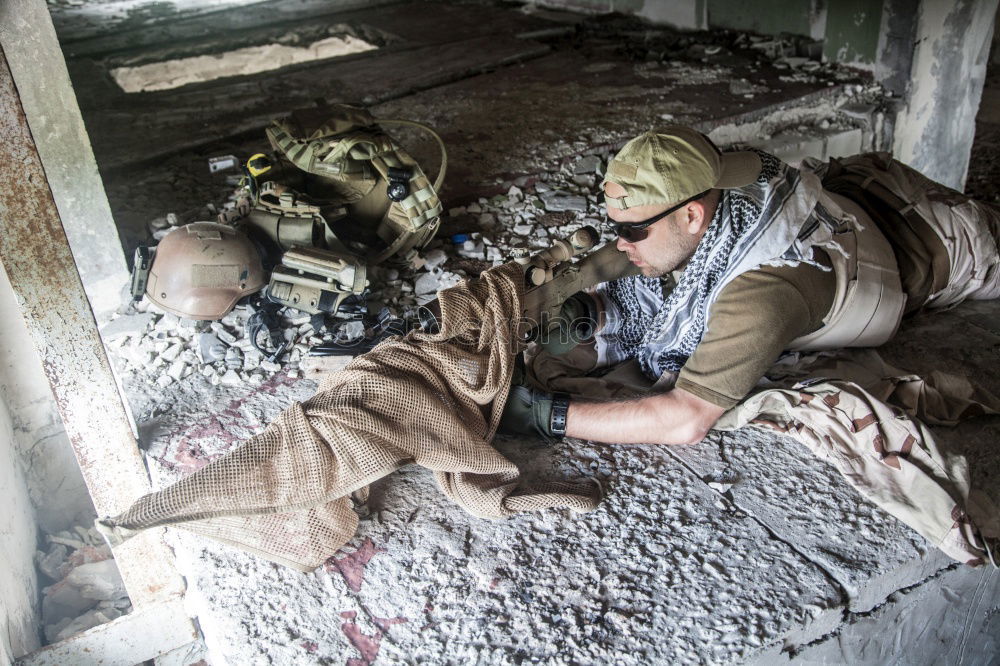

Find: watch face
<box><xmin>387</xmin><ymin>182</ymin><xmax>409</xmax><ymax>201</ymax></box>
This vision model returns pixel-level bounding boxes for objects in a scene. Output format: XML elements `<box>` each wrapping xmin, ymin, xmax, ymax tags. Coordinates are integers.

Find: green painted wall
<box><xmin>530</xmin><ymin>0</ymin><xmax>886</xmax><ymax>68</ymax></box>
<box><xmin>707</xmin><ymin>0</ymin><xmax>814</xmax><ymax>37</ymax></box>
<box><xmin>822</xmin><ymin>0</ymin><xmax>883</xmax><ymax>65</ymax></box>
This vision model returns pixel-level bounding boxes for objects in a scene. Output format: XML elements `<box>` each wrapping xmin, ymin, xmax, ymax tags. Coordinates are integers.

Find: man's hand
<box><xmin>498</xmin><ymin>384</ymin><xmax>558</xmax><ymax>444</ymax></box>
<box><xmin>536</xmin><ymin>291</ymin><xmax>599</xmax><ymax>356</ymax></box>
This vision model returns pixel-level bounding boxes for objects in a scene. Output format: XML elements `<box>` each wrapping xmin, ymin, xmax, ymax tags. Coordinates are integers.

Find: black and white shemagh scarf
<box><xmin>594</xmin><ymin>149</ymin><xmax>845</xmax><ymax>381</ymax></box>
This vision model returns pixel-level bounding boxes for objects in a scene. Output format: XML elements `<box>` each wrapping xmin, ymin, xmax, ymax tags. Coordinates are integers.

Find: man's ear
<box><xmin>683</xmin><ymin>201</ymin><xmax>707</xmax><ymax>235</ymax></box>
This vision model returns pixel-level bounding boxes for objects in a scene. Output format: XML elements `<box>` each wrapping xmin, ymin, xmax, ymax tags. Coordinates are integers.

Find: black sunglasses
<box><xmin>601</xmin><ymin>190</ymin><xmax>710</xmax><ymax>242</ymax></box>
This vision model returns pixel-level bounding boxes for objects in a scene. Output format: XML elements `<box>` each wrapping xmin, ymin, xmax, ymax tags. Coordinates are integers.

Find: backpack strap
<box><xmin>822</xmin><ymin>158</ymin><xmax>950</xmax><ymax>295</ymax></box>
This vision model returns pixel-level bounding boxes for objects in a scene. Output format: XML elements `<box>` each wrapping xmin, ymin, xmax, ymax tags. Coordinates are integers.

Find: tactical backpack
<box><xmin>264</xmin><ymin>105</ymin><xmax>447</xmax><ymax>264</ymax></box>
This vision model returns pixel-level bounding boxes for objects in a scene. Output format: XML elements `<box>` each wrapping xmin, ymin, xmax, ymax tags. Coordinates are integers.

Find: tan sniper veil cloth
<box><xmin>97</xmin><ymin>263</ymin><xmax>601</xmax><ymax>571</ymax></box>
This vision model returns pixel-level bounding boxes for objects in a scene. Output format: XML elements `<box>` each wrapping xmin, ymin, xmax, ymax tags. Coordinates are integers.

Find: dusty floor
<box><xmin>46</xmin><ymin>0</ymin><xmax>1000</xmax><ymax>663</ymax></box>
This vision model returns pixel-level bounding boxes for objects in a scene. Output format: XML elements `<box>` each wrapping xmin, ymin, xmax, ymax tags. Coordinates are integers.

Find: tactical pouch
<box><xmin>266</xmin><ymin>245</ymin><xmax>368</xmax><ymax>315</ymax></box>
<box><xmin>242</xmin><ymin>181</ymin><xmax>330</xmax><ymax>255</ymax></box>
<box><xmin>265</xmin><ymin>105</ymin><xmax>446</xmax><ymax>263</ymax></box>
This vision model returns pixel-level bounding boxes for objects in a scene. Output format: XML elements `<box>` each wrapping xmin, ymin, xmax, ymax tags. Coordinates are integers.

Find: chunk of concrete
<box><xmin>37</xmin><ymin>544</ymin><xmax>68</xmax><ymax>581</ymax></box>
<box><xmin>540</xmin><ymin>190</ymin><xmax>588</xmax><ymax>213</ymax></box>
<box><xmin>100</xmin><ymin>313</ymin><xmax>155</xmax><ymax>341</ymax></box>
<box><xmin>42</xmin><ymin>579</ymin><xmax>95</xmax><ymax>625</ymax></box>
<box><xmin>55</xmin><ymin>608</ymin><xmax>122</xmax><ymax>642</ymax></box>
<box><xmin>65</xmin><ymin>558</ymin><xmax>127</xmax><ymax>601</ymax></box>
<box><xmin>573</xmin><ymin>154</ymin><xmax>603</xmax><ymax>175</ymax></box>
<box><xmin>300</xmin><ymin>355</ymin><xmax>353</xmax><ymax>378</ymax></box>
<box><xmin>197</xmin><ymin>332</ymin><xmax>228</xmax><ymax>364</ymax></box>
<box><xmin>220</xmin><ymin>369</ymin><xmax>242</xmax><ymax>386</ymax></box>
<box><xmin>423</xmin><ymin>248</ymin><xmax>448</xmax><ymax>270</ymax></box>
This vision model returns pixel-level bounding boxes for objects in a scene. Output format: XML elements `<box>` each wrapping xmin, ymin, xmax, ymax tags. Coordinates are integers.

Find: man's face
<box><xmin>604</xmin><ymin>182</ymin><xmax>705</xmax><ymax>278</ymax></box>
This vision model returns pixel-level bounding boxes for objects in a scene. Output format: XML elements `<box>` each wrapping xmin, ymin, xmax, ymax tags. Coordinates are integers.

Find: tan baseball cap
<box><xmin>603</xmin><ymin>127</ymin><xmax>762</xmax><ymax>210</ymax></box>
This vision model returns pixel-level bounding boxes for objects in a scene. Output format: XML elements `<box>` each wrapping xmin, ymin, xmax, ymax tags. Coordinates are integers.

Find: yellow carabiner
<box><xmin>246</xmin><ymin>153</ymin><xmax>272</xmax><ymax>178</ymax></box>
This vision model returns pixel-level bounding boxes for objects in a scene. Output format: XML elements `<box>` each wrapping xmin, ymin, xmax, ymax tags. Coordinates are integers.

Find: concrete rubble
<box><xmin>35</xmin><ymin>523</ymin><xmax>131</xmax><ymax>645</ymax></box>
<box><xmin>103</xmin><ymin>147</ymin><xmax>626</xmax><ymax>381</ymax></box>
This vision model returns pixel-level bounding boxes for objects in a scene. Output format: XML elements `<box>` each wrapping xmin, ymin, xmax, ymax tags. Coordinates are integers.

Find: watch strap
<box><xmin>549</xmin><ymin>393</ymin><xmax>571</xmax><ymax>437</ymax></box>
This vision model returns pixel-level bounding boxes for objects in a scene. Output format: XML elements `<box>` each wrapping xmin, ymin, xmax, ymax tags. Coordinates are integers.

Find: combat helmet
<box><xmin>139</xmin><ymin>222</ymin><xmax>267</xmax><ymax>320</ymax></box>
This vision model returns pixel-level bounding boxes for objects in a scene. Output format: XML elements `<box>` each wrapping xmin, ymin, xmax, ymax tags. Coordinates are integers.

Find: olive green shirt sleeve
<box><xmin>675</xmin><ymin>260</ymin><xmax>836</xmax><ymax>409</ymax></box>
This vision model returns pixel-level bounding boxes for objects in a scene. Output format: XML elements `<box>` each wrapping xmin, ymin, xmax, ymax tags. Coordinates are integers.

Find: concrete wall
<box><xmin>0</xmin><ymin>390</ymin><xmax>42</xmax><ymax>663</ymax></box>
<box><xmin>0</xmin><ymin>266</ymin><xmax>94</xmax><ymax>535</ymax></box>
<box><xmin>822</xmin><ymin>0</ymin><xmax>884</xmax><ymax>67</ymax></box>
<box><xmin>892</xmin><ymin>0</ymin><xmax>999</xmax><ymax>190</ymax></box>
<box><xmin>523</xmin><ymin>0</ymin><xmax>985</xmax><ymax>99</ymax></box>
<box><xmin>707</xmin><ymin>0</ymin><xmax>820</xmax><ymax>40</ymax></box>
<box><xmin>528</xmin><ymin>0</ymin><xmax>884</xmax><ymax>65</ymax></box>
<box><xmin>873</xmin><ymin>0</ymin><xmax>920</xmax><ymax>99</ymax></box>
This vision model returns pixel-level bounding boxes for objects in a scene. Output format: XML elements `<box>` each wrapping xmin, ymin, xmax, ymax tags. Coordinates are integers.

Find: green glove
<box><xmin>538</xmin><ymin>291</ymin><xmax>599</xmax><ymax>356</ymax></box>
<box><xmin>498</xmin><ymin>384</ymin><xmax>557</xmax><ymax>444</ymax></box>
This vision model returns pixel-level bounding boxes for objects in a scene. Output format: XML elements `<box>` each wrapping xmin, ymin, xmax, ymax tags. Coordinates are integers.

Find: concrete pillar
<box><xmin>892</xmin><ymin>0</ymin><xmax>999</xmax><ymax>190</ymax></box>
<box><xmin>873</xmin><ymin>0</ymin><xmax>920</xmax><ymax>98</ymax></box>
<box><xmin>0</xmin><ymin>0</ymin><xmax>127</xmax><ymax>317</ymax></box>
<box><xmin>0</xmin><ymin>40</ymin><xmax>185</xmax><ymax>609</ymax></box>
<box><xmin>992</xmin><ymin>8</ymin><xmax>1000</xmax><ymax>67</ymax></box>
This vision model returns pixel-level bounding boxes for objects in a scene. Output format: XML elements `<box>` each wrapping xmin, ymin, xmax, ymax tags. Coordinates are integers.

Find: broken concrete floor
<box><xmin>114</xmin><ymin>297</ymin><xmax>1000</xmax><ymax>665</ymax></box>
<box><xmin>42</xmin><ymin>0</ymin><xmax>1000</xmax><ymax>662</ymax></box>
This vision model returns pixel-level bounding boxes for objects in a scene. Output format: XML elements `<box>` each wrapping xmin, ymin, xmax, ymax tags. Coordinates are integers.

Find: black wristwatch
<box><xmin>549</xmin><ymin>393</ymin><xmax>571</xmax><ymax>437</ymax></box>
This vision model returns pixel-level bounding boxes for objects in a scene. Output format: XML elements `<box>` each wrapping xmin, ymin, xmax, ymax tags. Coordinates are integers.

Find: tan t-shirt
<box><xmin>675</xmin><ymin>258</ymin><xmax>836</xmax><ymax>409</ymax></box>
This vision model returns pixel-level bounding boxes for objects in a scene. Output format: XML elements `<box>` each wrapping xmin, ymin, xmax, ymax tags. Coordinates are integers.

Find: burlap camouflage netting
<box><xmin>97</xmin><ymin>263</ymin><xmax>601</xmax><ymax>571</ymax></box>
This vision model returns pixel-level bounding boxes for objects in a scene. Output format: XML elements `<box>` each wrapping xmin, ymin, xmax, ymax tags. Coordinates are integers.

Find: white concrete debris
<box><xmin>337</xmin><ymin>320</ymin><xmax>366</xmax><ymax>342</ymax></box>
<box><xmin>65</xmin><ymin>559</ymin><xmax>126</xmax><ymax>601</ymax></box>
<box><xmin>99</xmin><ymin>312</ymin><xmax>154</xmax><ymax>341</ymax></box>
<box><xmin>210</xmin><ymin>322</ymin><xmax>238</xmax><ymax>345</ymax></box>
<box><xmin>540</xmin><ymin>190</ymin><xmax>589</xmax><ymax>213</ymax></box>
<box><xmin>573</xmin><ymin>154</ymin><xmax>603</xmax><ymax>175</ymax></box>
<box><xmin>260</xmin><ymin>360</ymin><xmax>282</xmax><ymax>373</ymax></box>
<box><xmin>422</xmin><ymin>248</ymin><xmax>448</xmax><ymax>270</ymax></box>
<box><xmin>36</xmin><ymin>523</ymin><xmax>131</xmax><ymax>646</ymax></box>
<box><xmin>166</xmin><ymin>359</ymin><xmax>188</xmax><ymax>382</ymax></box>
<box><xmin>197</xmin><ymin>332</ymin><xmax>228</xmax><ymax>363</ymax></box>
<box><xmin>224</xmin><ymin>346</ymin><xmax>242</xmax><ymax>369</ymax></box>
<box><xmin>220</xmin><ymin>369</ymin><xmax>242</xmax><ymax>386</ymax></box>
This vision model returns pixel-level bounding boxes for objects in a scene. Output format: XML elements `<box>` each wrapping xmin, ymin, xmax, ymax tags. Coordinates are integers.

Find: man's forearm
<box><xmin>564</xmin><ymin>388</ymin><xmax>725</xmax><ymax>446</ymax></box>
